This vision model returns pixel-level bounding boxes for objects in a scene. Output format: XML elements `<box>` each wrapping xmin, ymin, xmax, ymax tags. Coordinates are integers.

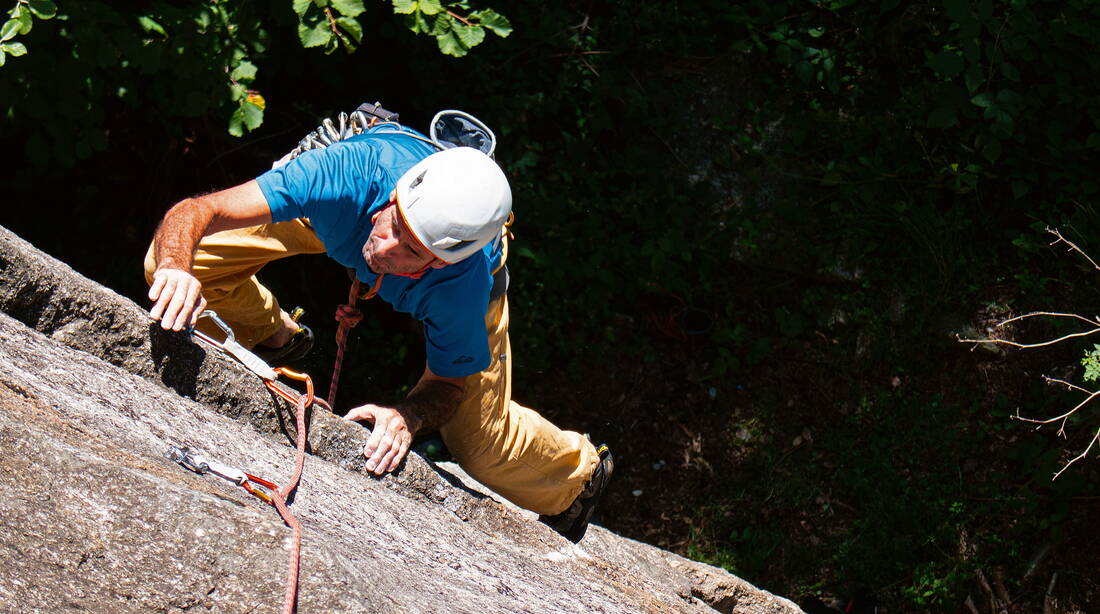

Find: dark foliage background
<box><xmin>3</xmin><ymin>0</ymin><xmax>1100</xmax><ymax>610</ymax></box>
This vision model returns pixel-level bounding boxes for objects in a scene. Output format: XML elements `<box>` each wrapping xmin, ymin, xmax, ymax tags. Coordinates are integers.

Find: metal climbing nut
<box><xmin>168</xmin><ymin>444</ymin><xmax>207</xmax><ymax>474</ymax></box>
<box><xmin>168</xmin><ymin>445</ymin><xmax>248</xmax><ymax>486</ymax></box>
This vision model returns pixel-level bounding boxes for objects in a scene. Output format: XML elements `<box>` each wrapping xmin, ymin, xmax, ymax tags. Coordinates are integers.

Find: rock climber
<box><xmin>143</xmin><ymin>119</ymin><xmax>613</xmax><ymax>541</ymax></box>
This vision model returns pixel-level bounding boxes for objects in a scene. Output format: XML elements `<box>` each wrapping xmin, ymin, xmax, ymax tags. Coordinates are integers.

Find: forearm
<box><xmin>153</xmin><ymin>198</ymin><xmax>215</xmax><ymax>272</ymax></box>
<box><xmin>395</xmin><ymin>377</ymin><xmax>465</xmax><ymax>434</ymax></box>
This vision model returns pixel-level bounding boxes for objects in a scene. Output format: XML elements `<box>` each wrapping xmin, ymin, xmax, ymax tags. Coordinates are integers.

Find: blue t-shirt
<box><xmin>256</xmin><ymin>125</ymin><xmax>500</xmax><ymax>378</ymax></box>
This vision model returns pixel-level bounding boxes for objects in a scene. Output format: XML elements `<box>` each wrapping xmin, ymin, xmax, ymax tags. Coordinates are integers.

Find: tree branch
<box><xmin>447</xmin><ymin>10</ymin><xmax>473</xmax><ymax>27</ymax></box>
<box><xmin>1048</xmin><ymin>226</ymin><xmax>1100</xmax><ymax>271</ymax></box>
<box><xmin>957</xmin><ymin>311</ymin><xmax>1100</xmax><ymax>349</ymax></box>
<box><xmin>960</xmin><ymin>227</ymin><xmax>1100</xmax><ymax>480</ymax></box>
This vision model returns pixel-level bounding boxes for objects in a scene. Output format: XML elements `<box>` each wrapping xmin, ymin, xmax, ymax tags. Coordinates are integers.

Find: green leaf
<box><xmin>944</xmin><ymin>0</ymin><xmax>970</xmax><ymax>23</ymax></box>
<box><xmin>927</xmin><ymin>105</ymin><xmax>957</xmax><ymax>128</ymax></box>
<box><xmin>977</xmin><ymin>0</ymin><xmax>993</xmax><ymax>21</ymax></box>
<box><xmin>928</xmin><ymin>51</ymin><xmax>964</xmax><ymax>76</ymax></box>
<box><xmin>794</xmin><ymin>60</ymin><xmax>814</xmax><ymax>83</ymax></box>
<box><xmin>241</xmin><ymin>101</ymin><xmax>263</xmax><ymax>130</ymax></box>
<box><xmin>26</xmin><ymin>0</ymin><xmax>57</xmax><ymax>19</ymax></box>
<box><xmin>970</xmin><ymin>92</ymin><xmax>994</xmax><ymax>108</ymax></box>
<box><xmin>230</xmin><ymin>60</ymin><xmax>257</xmax><ymax>82</ymax></box>
<box><xmin>996</xmin><ymin>88</ymin><xmax>1023</xmax><ymax>109</ymax></box>
<box><xmin>1000</xmin><ymin>62</ymin><xmax>1020</xmax><ymax>82</ymax></box>
<box><xmin>228</xmin><ymin>101</ymin><xmax>264</xmax><ymax>136</ymax></box>
<box><xmin>298</xmin><ymin>19</ymin><xmax>332</xmax><ymax>48</ymax></box>
<box><xmin>1</xmin><ymin>41</ymin><xmax>26</xmax><ymax>57</ymax></box>
<box><xmin>962</xmin><ymin>38</ymin><xmax>979</xmax><ymax>62</ymax></box>
<box><xmin>392</xmin><ymin>0</ymin><xmax>416</xmax><ymax>15</ymax></box>
<box><xmin>138</xmin><ymin>16</ymin><xmax>167</xmax><ymax>37</ymax></box>
<box><xmin>516</xmin><ymin>247</ymin><xmax>538</xmax><ymax>261</ymax></box>
<box><xmin>454</xmin><ymin>23</ymin><xmax>484</xmax><ymax>48</ymax></box>
<box><xmin>336</xmin><ymin>16</ymin><xmax>363</xmax><ymax>44</ymax></box>
<box><xmin>419</xmin><ymin>0</ymin><xmax>444</xmax><ymax>15</ymax></box>
<box><xmin>331</xmin><ymin>0</ymin><xmax>365</xmax><ymax>17</ymax></box>
<box><xmin>964</xmin><ymin>64</ymin><xmax>984</xmax><ymax>93</ymax></box>
<box><xmin>472</xmin><ymin>9</ymin><xmax>511</xmax><ymax>37</ymax></box>
<box><xmin>228</xmin><ymin>110</ymin><xmax>245</xmax><ymax>137</ymax></box>
<box><xmin>0</xmin><ymin>19</ymin><xmax>18</xmax><ymax>41</ymax></box>
<box><xmin>333</xmin><ymin>28</ymin><xmax>356</xmax><ymax>53</ymax></box>
<box><xmin>406</xmin><ymin>10</ymin><xmax>431</xmax><ymax>34</ymax></box>
<box><xmin>292</xmin><ymin>0</ymin><xmax>313</xmax><ymax>16</ymax></box>
<box><xmin>229</xmin><ymin>82</ymin><xmax>247</xmax><ymax>101</ymax></box>
<box><xmin>0</xmin><ymin>49</ymin><xmax>5</xmax><ymax>67</ymax></box>
<box><xmin>436</xmin><ymin>30</ymin><xmax>468</xmax><ymax>57</ymax></box>
<box><xmin>981</xmin><ymin>137</ymin><xmax>1002</xmax><ymax>162</ymax></box>
<box><xmin>16</xmin><ymin>10</ymin><xmax>31</xmax><ymax>35</ymax></box>
<box><xmin>775</xmin><ymin>44</ymin><xmax>792</xmax><ymax>65</ymax></box>
<box><xmin>808</xmin><ymin>27</ymin><xmax>825</xmax><ymax>38</ymax></box>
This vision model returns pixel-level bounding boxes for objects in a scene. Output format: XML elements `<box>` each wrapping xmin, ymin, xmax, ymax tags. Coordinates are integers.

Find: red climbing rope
<box><xmin>262</xmin><ymin>367</ymin><xmax>315</xmax><ymax>614</ymax></box>
<box><xmin>327</xmin><ymin>275</ymin><xmax>383</xmax><ymax>407</ymax></box>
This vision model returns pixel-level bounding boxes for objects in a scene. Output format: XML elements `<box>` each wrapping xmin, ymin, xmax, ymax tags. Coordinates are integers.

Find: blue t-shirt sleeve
<box><xmin>419</xmin><ymin>272</ymin><xmax>491</xmax><ymax>378</ymax></box>
<box><xmin>256</xmin><ymin>142</ymin><xmax>385</xmax><ymax>230</ymax></box>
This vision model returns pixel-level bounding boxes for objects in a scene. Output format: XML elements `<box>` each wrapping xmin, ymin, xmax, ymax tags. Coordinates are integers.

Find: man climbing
<box><xmin>144</xmin><ymin>117</ymin><xmax>613</xmax><ymax>542</ymax></box>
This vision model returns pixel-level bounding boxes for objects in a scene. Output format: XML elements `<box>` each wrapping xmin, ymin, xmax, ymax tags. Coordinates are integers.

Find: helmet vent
<box><xmin>433</xmin><ymin>237</ymin><xmax>477</xmax><ymax>252</ymax></box>
<box><xmin>409</xmin><ymin>169</ymin><xmax>427</xmax><ymax>190</ymax></box>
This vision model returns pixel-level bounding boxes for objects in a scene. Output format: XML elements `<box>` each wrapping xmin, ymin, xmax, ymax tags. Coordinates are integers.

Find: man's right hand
<box><xmin>148</xmin><ymin>268</ymin><xmax>207</xmax><ymax>331</ymax></box>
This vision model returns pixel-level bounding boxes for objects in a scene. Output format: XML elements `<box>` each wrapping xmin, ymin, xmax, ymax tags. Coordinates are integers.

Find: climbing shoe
<box><xmin>255</xmin><ymin>308</ymin><xmax>314</xmax><ymax>365</ymax></box>
<box><xmin>539</xmin><ymin>443</ymin><xmax>614</xmax><ymax>543</ymax></box>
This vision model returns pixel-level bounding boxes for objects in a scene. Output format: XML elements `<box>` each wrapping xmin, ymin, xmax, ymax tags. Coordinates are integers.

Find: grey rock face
<box><xmin>0</xmin><ymin>225</ymin><xmax>802</xmax><ymax>614</ymax></box>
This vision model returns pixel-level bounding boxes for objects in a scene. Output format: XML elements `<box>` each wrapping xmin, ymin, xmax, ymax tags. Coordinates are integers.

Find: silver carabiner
<box><xmin>189</xmin><ymin>310</ymin><xmax>278</xmax><ymax>381</ymax></box>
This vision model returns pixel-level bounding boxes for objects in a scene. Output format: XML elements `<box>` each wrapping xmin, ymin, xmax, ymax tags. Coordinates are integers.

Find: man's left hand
<box><xmin>343</xmin><ymin>404</ymin><xmax>420</xmax><ymax>475</ymax></box>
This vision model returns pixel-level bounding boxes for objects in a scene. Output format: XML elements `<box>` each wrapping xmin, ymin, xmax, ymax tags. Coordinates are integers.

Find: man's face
<box><xmin>362</xmin><ymin>197</ymin><xmax>443</xmax><ymax>275</ymax></box>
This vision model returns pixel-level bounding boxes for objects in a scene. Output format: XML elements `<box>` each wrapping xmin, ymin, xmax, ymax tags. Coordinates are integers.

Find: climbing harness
<box><xmin>174</xmin><ymin>310</ymin><xmax>324</xmax><ymax>614</ymax></box>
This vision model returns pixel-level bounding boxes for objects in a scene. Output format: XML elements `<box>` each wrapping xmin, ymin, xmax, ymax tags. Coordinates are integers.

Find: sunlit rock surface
<box><xmin>0</xmin><ymin>225</ymin><xmax>801</xmax><ymax>613</ymax></box>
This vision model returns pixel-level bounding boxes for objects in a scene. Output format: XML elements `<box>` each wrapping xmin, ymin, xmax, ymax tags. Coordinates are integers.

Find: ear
<box><xmin>389</xmin><ymin>190</ymin><xmax>398</xmax><ymax>203</ymax></box>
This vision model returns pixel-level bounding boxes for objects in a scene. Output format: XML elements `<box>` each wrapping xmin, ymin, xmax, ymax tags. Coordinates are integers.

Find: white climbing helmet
<box><xmin>395</xmin><ymin>146</ymin><xmax>512</xmax><ymax>264</ymax></box>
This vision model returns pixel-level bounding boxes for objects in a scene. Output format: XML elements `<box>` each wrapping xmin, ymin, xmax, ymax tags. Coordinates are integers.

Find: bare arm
<box><xmin>344</xmin><ymin>365</ymin><xmax>467</xmax><ymax>475</ymax></box>
<box><xmin>148</xmin><ymin>180</ymin><xmax>272</xmax><ymax>330</ymax></box>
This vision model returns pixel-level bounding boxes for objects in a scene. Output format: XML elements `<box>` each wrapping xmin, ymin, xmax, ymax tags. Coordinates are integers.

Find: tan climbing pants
<box><xmin>144</xmin><ymin>219</ymin><xmax>326</xmax><ymax>349</ymax></box>
<box><xmin>144</xmin><ymin>220</ymin><xmax>599</xmax><ymax>515</ymax></box>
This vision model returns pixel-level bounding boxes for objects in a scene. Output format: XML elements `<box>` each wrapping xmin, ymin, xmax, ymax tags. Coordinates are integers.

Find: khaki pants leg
<box><xmin>440</xmin><ymin>295</ymin><xmax>600</xmax><ymax>516</ymax></box>
<box><xmin>143</xmin><ymin>219</ymin><xmax>326</xmax><ymax>349</ymax></box>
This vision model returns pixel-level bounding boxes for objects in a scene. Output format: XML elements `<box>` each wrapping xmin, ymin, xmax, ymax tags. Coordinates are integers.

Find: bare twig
<box><xmin>957</xmin><ymin>311</ymin><xmax>1100</xmax><ymax>349</ymax></box>
<box><xmin>999</xmin><ymin>311</ymin><xmax>1100</xmax><ymax>327</ymax></box>
<box><xmin>960</xmin><ymin>227</ymin><xmax>1100</xmax><ymax>481</ymax></box>
<box><xmin>446</xmin><ymin>9</ymin><xmax>474</xmax><ymax>28</ymax></box>
<box><xmin>1042</xmin><ymin>376</ymin><xmax>1091</xmax><ymax>395</ymax></box>
<box><xmin>324</xmin><ymin>7</ymin><xmax>339</xmax><ymax>35</ymax></box>
<box><xmin>1012</xmin><ymin>379</ymin><xmax>1100</xmax><ymax>437</ymax></box>
<box><xmin>1052</xmin><ymin>426</ymin><xmax>1100</xmax><ymax>480</ymax></box>
<box><xmin>1048</xmin><ymin>226</ymin><xmax>1100</xmax><ymax>271</ymax></box>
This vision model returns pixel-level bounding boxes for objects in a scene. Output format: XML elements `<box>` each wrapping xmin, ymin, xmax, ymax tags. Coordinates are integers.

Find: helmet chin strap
<box><xmin>392</xmin><ymin>261</ymin><xmax>435</xmax><ymax>279</ymax></box>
